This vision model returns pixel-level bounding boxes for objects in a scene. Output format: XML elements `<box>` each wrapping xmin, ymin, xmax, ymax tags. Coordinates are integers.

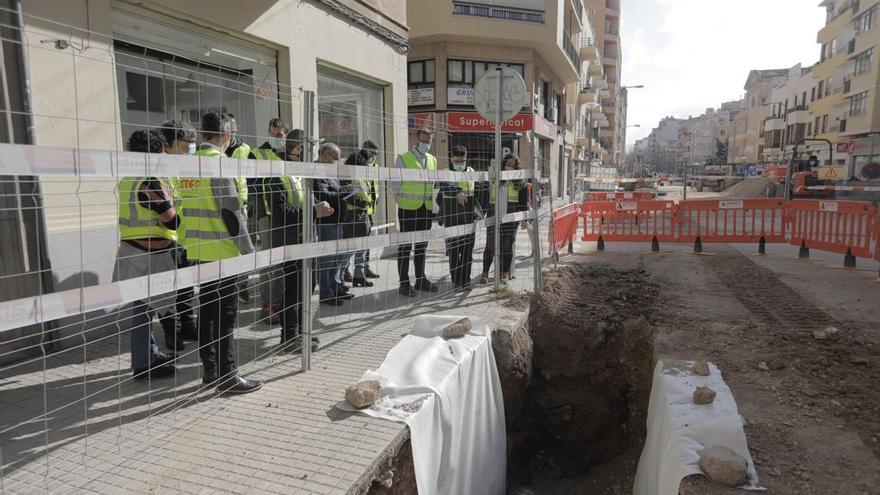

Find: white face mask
<box><xmin>452</xmin><ymin>160</ymin><xmax>467</xmax><ymax>171</ymax></box>
<box><xmin>186</xmin><ymin>143</ymin><xmax>196</xmax><ymax>156</ymax></box>
<box><xmin>268</xmin><ymin>137</ymin><xmax>285</xmax><ymax>150</ymax></box>
<box><xmin>417</xmin><ymin>142</ymin><xmax>431</xmax><ymax>154</ymax></box>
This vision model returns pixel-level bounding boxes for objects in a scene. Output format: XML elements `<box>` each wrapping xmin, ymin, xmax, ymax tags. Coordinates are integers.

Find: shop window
<box><xmin>317</xmin><ymin>66</ymin><xmax>386</xmax><ymax>160</ymax></box>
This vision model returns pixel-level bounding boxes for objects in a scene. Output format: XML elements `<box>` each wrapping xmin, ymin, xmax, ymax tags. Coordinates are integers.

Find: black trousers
<box><xmin>198</xmin><ymin>276</ymin><xmax>239</xmax><ymax>374</ymax></box>
<box><xmin>397</xmin><ymin>206</ymin><xmax>432</xmax><ymax>284</ymax></box>
<box><xmin>159</xmin><ymin>249</ymin><xmax>199</xmax><ymax>340</ymax></box>
<box><xmin>280</xmin><ymin>259</ymin><xmax>303</xmax><ymax>343</ymax></box>
<box><xmin>483</xmin><ymin>222</ymin><xmax>518</xmax><ymax>274</ymax></box>
<box><xmin>448</xmin><ymin>233</ymin><xmax>475</xmax><ymax>287</ymax></box>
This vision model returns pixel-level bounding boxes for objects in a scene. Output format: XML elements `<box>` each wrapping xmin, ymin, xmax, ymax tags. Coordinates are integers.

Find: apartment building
<box><xmin>585</xmin><ymin>0</ymin><xmax>624</xmax><ymax>167</ymax></box>
<box><xmin>677</xmin><ymin>106</ymin><xmax>737</xmax><ymax>170</ymax></box>
<box><xmin>644</xmin><ymin>116</ymin><xmax>683</xmax><ymax>173</ymax></box>
<box><xmin>406</xmin><ymin>0</ymin><xmax>591</xmax><ymax>199</ymax></box>
<box><xmin>812</xmin><ymin>0</ymin><xmax>880</xmax><ymax>178</ymax></box>
<box><xmin>762</xmin><ymin>64</ymin><xmax>817</xmax><ymax>164</ymax></box>
<box><xmin>727</xmin><ymin>69</ymin><xmax>789</xmax><ymax>166</ymax></box>
<box><xmin>4</xmin><ymin>0</ymin><xmax>409</xmax><ymax>313</ymax></box>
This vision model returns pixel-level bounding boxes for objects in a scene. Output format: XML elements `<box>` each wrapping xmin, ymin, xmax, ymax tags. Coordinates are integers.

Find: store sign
<box><xmin>408</xmin><ymin>87</ymin><xmax>434</xmax><ymax>106</ymax></box>
<box><xmin>447</xmin><ymin>112</ymin><xmax>533</xmax><ymax>132</ymax></box>
<box><xmin>448</xmin><ymin>87</ymin><xmax>475</xmax><ymax>105</ymax></box>
<box><xmin>408</xmin><ymin>112</ymin><xmax>435</xmax><ymax>132</ymax></box>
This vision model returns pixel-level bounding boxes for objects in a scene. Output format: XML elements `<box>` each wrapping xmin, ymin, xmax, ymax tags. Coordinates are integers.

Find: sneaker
<box><xmin>414</xmin><ymin>279</ymin><xmax>439</xmax><ymax>292</ymax></box>
<box><xmin>398</xmin><ymin>283</ymin><xmax>417</xmax><ymax>298</ymax></box>
<box><xmin>217</xmin><ymin>375</ymin><xmax>263</xmax><ymax>395</ymax></box>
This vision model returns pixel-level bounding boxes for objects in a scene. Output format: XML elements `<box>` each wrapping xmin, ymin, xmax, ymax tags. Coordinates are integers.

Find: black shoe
<box><xmin>202</xmin><ymin>368</ymin><xmax>219</xmax><ymax>385</ymax></box>
<box><xmin>335</xmin><ymin>290</ymin><xmax>354</xmax><ymax>299</ymax></box>
<box><xmin>414</xmin><ymin>279</ymin><xmax>439</xmax><ymax>292</ymax></box>
<box><xmin>364</xmin><ymin>268</ymin><xmax>381</xmax><ymax>279</ymax></box>
<box><xmin>153</xmin><ymin>352</ymin><xmax>177</xmax><ymax>365</ymax></box>
<box><xmin>217</xmin><ymin>375</ymin><xmax>263</xmax><ymax>395</ymax></box>
<box><xmin>352</xmin><ymin>277</ymin><xmax>374</xmax><ymax>287</ymax></box>
<box><xmin>320</xmin><ymin>297</ymin><xmax>344</xmax><ymax>306</ymax></box>
<box><xmin>399</xmin><ymin>283</ymin><xmax>417</xmax><ymax>298</ymax></box>
<box><xmin>339</xmin><ymin>284</ymin><xmax>351</xmax><ymax>292</ymax></box>
<box><xmin>133</xmin><ymin>362</ymin><xmax>176</xmax><ymax>380</ymax></box>
<box><xmin>343</xmin><ymin>270</ymin><xmax>353</xmax><ymax>283</ymax></box>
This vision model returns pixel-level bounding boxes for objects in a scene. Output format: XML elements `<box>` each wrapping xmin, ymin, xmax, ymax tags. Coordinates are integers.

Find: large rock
<box><xmin>693</xmin><ymin>386</ymin><xmax>717</xmax><ymax>405</ymax></box>
<box><xmin>345</xmin><ymin>380</ymin><xmax>383</xmax><ymax>409</ymax></box>
<box><xmin>698</xmin><ymin>446</ymin><xmax>748</xmax><ymax>487</ymax></box>
<box><xmin>693</xmin><ymin>360</ymin><xmax>710</xmax><ymax>376</ymax></box>
<box><xmin>442</xmin><ymin>318</ymin><xmax>472</xmax><ymax>339</ymax></box>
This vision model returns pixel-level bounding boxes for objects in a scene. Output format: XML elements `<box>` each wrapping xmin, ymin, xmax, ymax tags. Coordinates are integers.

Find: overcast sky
<box><xmin>621</xmin><ymin>0</ymin><xmax>826</xmax><ymax>147</ymax></box>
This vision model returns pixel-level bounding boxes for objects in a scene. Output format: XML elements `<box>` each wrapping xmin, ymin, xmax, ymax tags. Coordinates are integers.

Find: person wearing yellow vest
<box><xmin>438</xmin><ymin>145</ymin><xmax>480</xmax><ymax>291</ymax></box>
<box><xmin>158</xmin><ymin>120</ymin><xmax>199</xmax><ymax>344</ymax></box>
<box><xmin>480</xmin><ymin>154</ymin><xmax>528</xmax><ymax>284</ymax></box>
<box><xmin>341</xmin><ymin>140</ymin><xmax>381</xmax><ymax>287</ymax></box>
<box><xmin>113</xmin><ymin>130</ymin><xmax>179</xmax><ymax>380</ymax></box>
<box><xmin>264</xmin><ymin>136</ymin><xmax>334</xmax><ymax>352</ymax></box>
<box><xmin>177</xmin><ymin>111</ymin><xmax>261</xmax><ymax>395</ymax></box>
<box><xmin>393</xmin><ymin>129</ymin><xmax>440</xmax><ymax>297</ymax></box>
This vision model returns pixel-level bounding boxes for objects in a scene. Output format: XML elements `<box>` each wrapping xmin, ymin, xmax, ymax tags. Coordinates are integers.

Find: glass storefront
<box><xmin>317</xmin><ymin>66</ymin><xmax>386</xmax><ymax>163</ymax></box>
<box><xmin>112</xmin><ymin>5</ymin><xmax>279</xmax><ymax>149</ymax></box>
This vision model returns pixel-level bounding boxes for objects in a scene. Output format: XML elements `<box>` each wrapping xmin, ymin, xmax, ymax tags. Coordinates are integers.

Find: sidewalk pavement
<box><xmin>0</xmin><ymin>217</ymin><xmax>546</xmax><ymax>495</ymax></box>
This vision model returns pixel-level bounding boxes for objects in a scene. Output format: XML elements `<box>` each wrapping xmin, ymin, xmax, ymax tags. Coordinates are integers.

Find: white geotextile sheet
<box><xmin>337</xmin><ymin>315</ymin><xmax>507</xmax><ymax>495</ymax></box>
<box><xmin>634</xmin><ymin>360</ymin><xmax>764</xmax><ymax>495</ymax></box>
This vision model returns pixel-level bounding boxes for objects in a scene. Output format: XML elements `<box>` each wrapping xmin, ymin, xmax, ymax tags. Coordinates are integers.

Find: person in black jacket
<box><xmin>438</xmin><ymin>145</ymin><xmax>480</xmax><ymax>291</ymax></box>
<box><xmin>262</xmin><ymin>138</ymin><xmax>333</xmax><ymax>352</ymax></box>
<box><xmin>480</xmin><ymin>154</ymin><xmax>528</xmax><ymax>283</ymax></box>
<box><xmin>313</xmin><ymin>143</ymin><xmax>370</xmax><ymax>305</ymax></box>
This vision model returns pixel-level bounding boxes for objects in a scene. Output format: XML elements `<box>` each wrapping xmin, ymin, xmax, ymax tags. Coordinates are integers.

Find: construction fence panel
<box><xmin>548</xmin><ymin>203</ymin><xmax>580</xmax><ymax>255</ymax></box>
<box><xmin>581</xmin><ymin>200</ymin><xmax>677</xmax><ymax>243</ymax></box>
<box><xmin>675</xmin><ymin>199</ymin><xmax>787</xmax><ymax>244</ymax></box>
<box><xmin>786</xmin><ymin>200</ymin><xmax>875</xmax><ymax>258</ymax></box>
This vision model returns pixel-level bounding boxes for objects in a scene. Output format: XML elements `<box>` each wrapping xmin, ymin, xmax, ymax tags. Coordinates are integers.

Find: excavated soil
<box><xmin>507</xmin><ymin>264</ymin><xmax>658</xmax><ymax>487</ymax></box>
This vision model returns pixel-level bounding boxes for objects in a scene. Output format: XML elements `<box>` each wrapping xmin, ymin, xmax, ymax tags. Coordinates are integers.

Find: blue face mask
<box><xmin>417</xmin><ymin>142</ymin><xmax>431</xmax><ymax>154</ymax></box>
<box><xmin>269</xmin><ymin>137</ymin><xmax>285</xmax><ymax>150</ymax></box>
<box><xmin>186</xmin><ymin>142</ymin><xmax>196</xmax><ymax>156</ymax></box>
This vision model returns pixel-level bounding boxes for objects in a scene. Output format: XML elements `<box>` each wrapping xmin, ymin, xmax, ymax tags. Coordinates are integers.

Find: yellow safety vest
<box><xmin>229</xmin><ymin>142</ymin><xmax>251</xmax><ymax>206</ymax></box>
<box><xmin>490</xmin><ymin>182</ymin><xmax>521</xmax><ymax>205</ymax></box>
<box><xmin>177</xmin><ymin>147</ymin><xmax>241</xmax><ymax>261</ymax></box>
<box><xmin>253</xmin><ymin>148</ymin><xmax>304</xmax><ymax>213</ymax></box>
<box><xmin>442</xmin><ymin>167</ymin><xmax>475</xmax><ymax>198</ymax></box>
<box><xmin>347</xmin><ymin>161</ymin><xmax>378</xmax><ymax>215</ymax></box>
<box><xmin>397</xmin><ymin>150</ymin><xmax>436</xmax><ymax>210</ymax></box>
<box><xmin>117</xmin><ymin>177</ymin><xmax>178</xmax><ymax>242</ymax></box>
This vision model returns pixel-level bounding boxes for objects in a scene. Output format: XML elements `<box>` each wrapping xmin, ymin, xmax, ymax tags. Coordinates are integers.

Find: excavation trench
<box><xmin>367</xmin><ymin>264</ymin><xmax>658</xmax><ymax>494</ymax></box>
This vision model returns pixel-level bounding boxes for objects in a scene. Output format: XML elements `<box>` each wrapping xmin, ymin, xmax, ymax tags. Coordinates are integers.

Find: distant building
<box><xmin>762</xmin><ymin>64</ymin><xmax>817</xmax><ymax>164</ymax></box>
<box><xmin>728</xmin><ymin>69</ymin><xmax>789</xmax><ymax>165</ymax></box>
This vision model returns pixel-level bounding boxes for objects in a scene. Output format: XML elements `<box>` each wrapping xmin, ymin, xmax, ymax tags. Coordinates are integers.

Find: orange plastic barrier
<box><xmin>548</xmin><ymin>203</ymin><xmax>580</xmax><ymax>255</ymax></box>
<box><xmin>787</xmin><ymin>200</ymin><xmax>875</xmax><ymax>258</ymax></box>
<box><xmin>581</xmin><ymin>200</ymin><xmax>676</xmax><ymax>242</ymax></box>
<box><xmin>587</xmin><ymin>191</ymin><xmax>655</xmax><ymax>202</ymax></box>
<box><xmin>675</xmin><ymin>199</ymin><xmax>787</xmax><ymax>244</ymax></box>
<box><xmin>875</xmin><ymin>212</ymin><xmax>880</xmax><ymax>263</ymax></box>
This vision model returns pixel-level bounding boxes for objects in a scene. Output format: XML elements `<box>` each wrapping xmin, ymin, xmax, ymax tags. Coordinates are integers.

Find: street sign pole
<box><xmin>494</xmin><ymin>66</ymin><xmax>504</xmax><ymax>291</ymax></box>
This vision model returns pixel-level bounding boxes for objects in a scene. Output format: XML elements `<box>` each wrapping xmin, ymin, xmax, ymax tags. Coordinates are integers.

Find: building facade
<box><xmin>677</xmin><ymin>106</ymin><xmax>738</xmax><ymax>170</ymax></box>
<box><xmin>406</xmin><ymin>0</ymin><xmax>593</xmax><ymax>199</ymax></box>
<box><xmin>644</xmin><ymin>116</ymin><xmax>683</xmax><ymax>173</ymax></box>
<box><xmin>6</xmin><ymin>0</ymin><xmax>410</xmax><ymax>345</ymax></box>
<box><xmin>727</xmin><ymin>69</ymin><xmax>788</xmax><ymax>166</ymax></box>
<box><xmin>761</xmin><ymin>64</ymin><xmax>817</xmax><ymax>164</ymax></box>
<box><xmin>586</xmin><ymin>0</ymin><xmax>623</xmax><ymax>167</ymax></box>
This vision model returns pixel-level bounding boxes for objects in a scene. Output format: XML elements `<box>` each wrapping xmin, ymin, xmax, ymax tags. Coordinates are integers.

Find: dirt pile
<box><xmin>508</xmin><ymin>264</ymin><xmax>658</xmax><ymax>483</ymax></box>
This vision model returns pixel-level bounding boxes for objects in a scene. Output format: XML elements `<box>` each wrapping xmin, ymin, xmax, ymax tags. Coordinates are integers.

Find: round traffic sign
<box><xmin>473</xmin><ymin>66</ymin><xmax>529</xmax><ymax>123</ymax></box>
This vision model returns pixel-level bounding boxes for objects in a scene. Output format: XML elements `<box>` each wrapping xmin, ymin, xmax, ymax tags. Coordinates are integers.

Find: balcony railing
<box><xmin>452</xmin><ymin>1</ymin><xmax>544</xmax><ymax>23</ymax></box>
<box><xmin>580</xmin><ymin>35</ymin><xmax>596</xmax><ymax>48</ymax></box>
<box><xmin>572</xmin><ymin>0</ymin><xmax>584</xmax><ymax>25</ymax></box>
<box><xmin>606</xmin><ymin>26</ymin><xmax>619</xmax><ymax>36</ymax></box>
<box><xmin>563</xmin><ymin>30</ymin><xmax>582</xmax><ymax>70</ymax></box>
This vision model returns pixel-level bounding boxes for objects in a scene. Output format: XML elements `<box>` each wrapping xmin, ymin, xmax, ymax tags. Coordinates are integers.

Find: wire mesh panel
<box><xmin>0</xmin><ymin>7</ymin><xmax>553</xmax><ymax>493</ymax></box>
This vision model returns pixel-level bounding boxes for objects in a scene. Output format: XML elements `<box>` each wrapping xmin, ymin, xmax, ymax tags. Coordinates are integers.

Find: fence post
<box><xmin>300</xmin><ymin>180</ymin><xmax>314</xmax><ymax>372</ymax></box>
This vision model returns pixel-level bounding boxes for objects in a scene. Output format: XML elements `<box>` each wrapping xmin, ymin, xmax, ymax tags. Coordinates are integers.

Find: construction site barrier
<box><xmin>577</xmin><ymin>198</ymin><xmax>879</xmax><ymax>264</ymax></box>
<box><xmin>787</xmin><ymin>200</ymin><xmax>875</xmax><ymax>259</ymax></box>
<box><xmin>549</xmin><ymin>203</ymin><xmax>581</xmax><ymax>255</ymax></box>
<box><xmin>581</xmin><ymin>200</ymin><xmax>677</xmax><ymax>246</ymax></box>
<box><xmin>587</xmin><ymin>191</ymin><xmax>656</xmax><ymax>202</ymax></box>
<box><xmin>676</xmin><ymin>199</ymin><xmax>787</xmax><ymax>245</ymax></box>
